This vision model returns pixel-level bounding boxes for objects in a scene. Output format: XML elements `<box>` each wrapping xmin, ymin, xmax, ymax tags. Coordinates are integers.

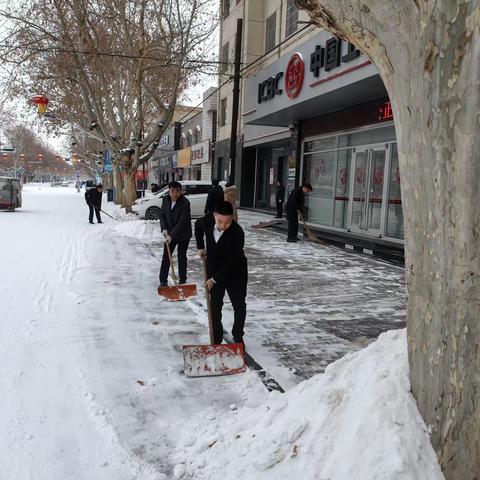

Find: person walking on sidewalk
<box><xmin>275</xmin><ymin>180</ymin><xmax>285</xmax><ymax>218</ymax></box>
<box><xmin>85</xmin><ymin>184</ymin><xmax>103</xmax><ymax>224</ymax></box>
<box><xmin>223</xmin><ymin>182</ymin><xmax>238</xmax><ymax>222</ymax></box>
<box><xmin>195</xmin><ymin>201</ymin><xmax>248</xmax><ymax>345</ymax></box>
<box><xmin>159</xmin><ymin>181</ymin><xmax>192</xmax><ymax>287</ymax></box>
<box><xmin>204</xmin><ymin>178</ymin><xmax>224</xmax><ymax>214</ymax></box>
<box><xmin>285</xmin><ymin>183</ymin><xmax>313</xmax><ymax>242</ymax></box>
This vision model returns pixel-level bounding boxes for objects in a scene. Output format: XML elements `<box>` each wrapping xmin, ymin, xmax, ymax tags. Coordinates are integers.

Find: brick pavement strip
<box><xmin>148</xmin><ymin>209</ymin><xmax>406</xmax><ymax>390</ymax></box>
<box><xmin>237</xmin><ymin>210</ymin><xmax>406</xmax><ymax>385</ymax></box>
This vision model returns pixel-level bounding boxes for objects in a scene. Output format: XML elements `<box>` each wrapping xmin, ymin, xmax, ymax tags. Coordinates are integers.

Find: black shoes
<box><xmin>98</xmin><ymin>221</ymin><xmax>103</xmax><ymax>224</ymax></box>
<box><xmin>287</xmin><ymin>237</ymin><xmax>298</xmax><ymax>243</ymax></box>
<box><xmin>159</xmin><ymin>282</ymin><xmax>168</xmax><ymax>287</ymax></box>
<box><xmin>89</xmin><ymin>221</ymin><xmax>94</xmax><ymax>224</ymax></box>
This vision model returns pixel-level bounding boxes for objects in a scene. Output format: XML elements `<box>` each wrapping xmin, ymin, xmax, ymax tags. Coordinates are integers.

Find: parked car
<box><xmin>0</xmin><ymin>177</ymin><xmax>22</xmax><ymax>211</ymax></box>
<box><xmin>84</xmin><ymin>180</ymin><xmax>95</xmax><ymax>190</ymax></box>
<box><xmin>131</xmin><ymin>180</ymin><xmax>213</xmax><ymax>220</ymax></box>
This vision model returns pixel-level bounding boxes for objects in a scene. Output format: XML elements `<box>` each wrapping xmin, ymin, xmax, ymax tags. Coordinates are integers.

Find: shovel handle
<box><xmin>200</xmin><ymin>256</ymin><xmax>215</xmax><ymax>344</ymax></box>
<box><xmin>88</xmin><ymin>203</ymin><xmax>114</xmax><ymax>219</ymax></box>
<box><xmin>165</xmin><ymin>240</ymin><xmax>178</xmax><ymax>285</ymax></box>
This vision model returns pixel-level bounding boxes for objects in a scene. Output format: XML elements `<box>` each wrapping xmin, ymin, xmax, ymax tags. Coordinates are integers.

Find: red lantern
<box><xmin>33</xmin><ymin>95</ymin><xmax>49</xmax><ymax>114</ymax></box>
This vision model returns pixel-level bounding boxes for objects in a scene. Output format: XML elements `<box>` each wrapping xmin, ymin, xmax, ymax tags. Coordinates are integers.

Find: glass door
<box><xmin>349</xmin><ymin>146</ymin><xmax>387</xmax><ymax>236</ymax></box>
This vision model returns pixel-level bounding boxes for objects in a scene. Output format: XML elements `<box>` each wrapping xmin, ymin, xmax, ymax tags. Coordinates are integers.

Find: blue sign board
<box><xmin>103</xmin><ymin>150</ymin><xmax>113</xmax><ymax>174</ymax></box>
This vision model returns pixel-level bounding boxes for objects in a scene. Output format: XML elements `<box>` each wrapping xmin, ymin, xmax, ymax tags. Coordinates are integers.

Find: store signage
<box><xmin>285</xmin><ymin>53</ymin><xmax>305</xmax><ymax>99</ymax></box>
<box><xmin>103</xmin><ymin>150</ymin><xmax>112</xmax><ymax>174</ymax></box>
<box><xmin>258</xmin><ymin>72</ymin><xmax>283</xmax><ymax>104</ymax></box>
<box><xmin>378</xmin><ymin>101</ymin><xmax>393</xmax><ymax>121</ymax></box>
<box><xmin>191</xmin><ymin>140</ymin><xmax>210</xmax><ymax>165</ymax></box>
<box><xmin>159</xmin><ymin>135</ymin><xmax>169</xmax><ymax>147</ymax></box>
<box><xmin>177</xmin><ymin>147</ymin><xmax>191</xmax><ymax>168</ymax></box>
<box><xmin>257</xmin><ymin>39</ymin><xmax>360</xmax><ymax>105</ymax></box>
<box><xmin>310</xmin><ymin>39</ymin><xmax>359</xmax><ymax>78</ymax></box>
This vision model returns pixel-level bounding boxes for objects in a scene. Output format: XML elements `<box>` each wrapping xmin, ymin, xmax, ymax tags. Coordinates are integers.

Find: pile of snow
<box><xmin>171</xmin><ymin>329</ymin><xmax>444</xmax><ymax>480</ymax></box>
<box><xmin>111</xmin><ymin>217</ymin><xmax>161</xmax><ymax>242</ymax></box>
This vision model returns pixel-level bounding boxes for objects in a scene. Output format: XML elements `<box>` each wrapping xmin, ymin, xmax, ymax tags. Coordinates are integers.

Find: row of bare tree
<box><xmin>0</xmin><ymin>0</ymin><xmax>217</xmax><ymax>210</ymax></box>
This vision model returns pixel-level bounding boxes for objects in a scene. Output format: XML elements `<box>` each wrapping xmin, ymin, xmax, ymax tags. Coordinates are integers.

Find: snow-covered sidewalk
<box><xmin>0</xmin><ymin>185</ymin><xmax>443</xmax><ymax>479</ymax></box>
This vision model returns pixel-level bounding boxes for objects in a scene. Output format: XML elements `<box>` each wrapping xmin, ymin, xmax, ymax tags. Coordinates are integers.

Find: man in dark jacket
<box><xmin>204</xmin><ymin>178</ymin><xmax>224</xmax><ymax>214</ymax></box>
<box><xmin>274</xmin><ymin>180</ymin><xmax>285</xmax><ymax>218</ymax></box>
<box><xmin>195</xmin><ymin>201</ymin><xmax>248</xmax><ymax>345</ymax></box>
<box><xmin>285</xmin><ymin>183</ymin><xmax>313</xmax><ymax>242</ymax></box>
<box><xmin>85</xmin><ymin>184</ymin><xmax>103</xmax><ymax>224</ymax></box>
<box><xmin>159</xmin><ymin>181</ymin><xmax>192</xmax><ymax>286</ymax></box>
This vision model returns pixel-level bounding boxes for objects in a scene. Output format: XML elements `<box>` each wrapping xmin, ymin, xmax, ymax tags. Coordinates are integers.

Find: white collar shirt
<box><xmin>213</xmin><ymin>225</ymin><xmax>224</xmax><ymax>243</ymax></box>
<box><xmin>171</xmin><ymin>199</ymin><xmax>176</xmax><ymax>210</ymax></box>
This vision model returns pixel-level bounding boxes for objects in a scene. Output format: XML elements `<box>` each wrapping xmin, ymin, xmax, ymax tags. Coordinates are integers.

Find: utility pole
<box><xmin>228</xmin><ymin>18</ymin><xmax>243</xmax><ymax>185</ymax></box>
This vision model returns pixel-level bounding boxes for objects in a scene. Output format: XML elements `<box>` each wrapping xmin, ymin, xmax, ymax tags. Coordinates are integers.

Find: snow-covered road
<box><xmin>0</xmin><ymin>185</ymin><xmax>267</xmax><ymax>479</ymax></box>
<box><xmin>0</xmin><ymin>185</ymin><xmax>443</xmax><ymax>480</ymax></box>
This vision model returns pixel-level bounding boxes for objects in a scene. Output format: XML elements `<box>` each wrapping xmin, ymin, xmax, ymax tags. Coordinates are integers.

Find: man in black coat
<box><xmin>285</xmin><ymin>183</ymin><xmax>313</xmax><ymax>242</ymax></box>
<box><xmin>204</xmin><ymin>178</ymin><xmax>224</xmax><ymax>214</ymax></box>
<box><xmin>195</xmin><ymin>201</ymin><xmax>248</xmax><ymax>345</ymax></box>
<box><xmin>85</xmin><ymin>184</ymin><xmax>103</xmax><ymax>224</ymax></box>
<box><xmin>159</xmin><ymin>181</ymin><xmax>192</xmax><ymax>286</ymax></box>
<box><xmin>274</xmin><ymin>180</ymin><xmax>285</xmax><ymax>218</ymax></box>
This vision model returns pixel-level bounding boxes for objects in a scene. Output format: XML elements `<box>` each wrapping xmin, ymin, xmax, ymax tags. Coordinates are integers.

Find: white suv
<box><xmin>131</xmin><ymin>180</ymin><xmax>213</xmax><ymax>220</ymax></box>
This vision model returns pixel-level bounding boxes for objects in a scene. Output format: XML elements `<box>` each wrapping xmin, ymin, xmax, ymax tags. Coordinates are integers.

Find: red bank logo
<box><xmin>285</xmin><ymin>53</ymin><xmax>305</xmax><ymax>99</ymax></box>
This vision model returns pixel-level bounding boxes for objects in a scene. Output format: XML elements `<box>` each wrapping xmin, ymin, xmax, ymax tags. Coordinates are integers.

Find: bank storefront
<box><xmin>243</xmin><ymin>31</ymin><xmax>403</xmax><ymax>244</ymax></box>
<box><xmin>302</xmin><ymin>122</ymin><xmax>402</xmax><ymax>241</ymax></box>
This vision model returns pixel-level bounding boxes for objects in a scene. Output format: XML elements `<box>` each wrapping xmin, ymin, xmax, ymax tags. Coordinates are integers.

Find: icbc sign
<box><xmin>257</xmin><ymin>52</ymin><xmax>305</xmax><ymax>103</ymax></box>
<box><xmin>285</xmin><ymin>53</ymin><xmax>305</xmax><ymax>99</ymax></box>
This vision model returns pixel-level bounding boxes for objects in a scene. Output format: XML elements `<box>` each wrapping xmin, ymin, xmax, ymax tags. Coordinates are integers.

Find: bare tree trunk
<box><xmin>296</xmin><ymin>1</ymin><xmax>480</xmax><ymax>478</ymax></box>
<box><xmin>113</xmin><ymin>163</ymin><xmax>123</xmax><ymax>205</ymax></box>
<box><xmin>123</xmin><ymin>170</ymin><xmax>137</xmax><ymax>213</ymax></box>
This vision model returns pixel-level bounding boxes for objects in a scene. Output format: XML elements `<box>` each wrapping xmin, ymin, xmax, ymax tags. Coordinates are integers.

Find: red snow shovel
<box><xmin>183</xmin><ymin>257</ymin><xmax>246</xmax><ymax>377</ymax></box>
<box><xmin>157</xmin><ymin>241</ymin><xmax>197</xmax><ymax>301</ymax></box>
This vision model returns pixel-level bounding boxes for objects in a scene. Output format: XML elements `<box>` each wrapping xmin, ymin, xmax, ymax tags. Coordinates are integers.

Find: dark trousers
<box><xmin>286</xmin><ymin>206</ymin><xmax>299</xmax><ymax>240</ymax></box>
<box><xmin>89</xmin><ymin>204</ymin><xmax>101</xmax><ymax>223</ymax></box>
<box><xmin>210</xmin><ymin>278</ymin><xmax>247</xmax><ymax>344</ymax></box>
<box><xmin>275</xmin><ymin>199</ymin><xmax>283</xmax><ymax>218</ymax></box>
<box><xmin>159</xmin><ymin>240</ymin><xmax>189</xmax><ymax>284</ymax></box>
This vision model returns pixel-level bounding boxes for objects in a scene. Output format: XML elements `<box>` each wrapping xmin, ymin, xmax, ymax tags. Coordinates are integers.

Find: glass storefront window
<box><xmin>303</xmin><ymin>151</ymin><xmax>335</xmax><ymax>225</ymax></box>
<box><xmin>304</xmin><ymin>136</ymin><xmax>336</xmax><ymax>153</ymax></box>
<box><xmin>302</xmin><ymin>125</ymin><xmax>404</xmax><ymax>241</ymax></box>
<box><xmin>386</xmin><ymin>143</ymin><xmax>404</xmax><ymax>239</ymax></box>
<box><xmin>333</xmin><ymin>148</ymin><xmax>351</xmax><ymax>228</ymax></box>
<box><xmin>339</xmin><ymin>125</ymin><xmax>396</xmax><ymax>148</ymax></box>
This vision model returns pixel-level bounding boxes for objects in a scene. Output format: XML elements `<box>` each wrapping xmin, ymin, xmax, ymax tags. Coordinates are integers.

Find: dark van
<box><xmin>0</xmin><ymin>177</ymin><xmax>22</xmax><ymax>211</ymax></box>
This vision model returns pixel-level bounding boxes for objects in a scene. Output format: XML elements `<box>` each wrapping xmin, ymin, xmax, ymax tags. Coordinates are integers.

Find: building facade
<box><xmin>217</xmin><ymin>0</ymin><xmax>403</xmax><ymax>246</ymax></box>
<box><xmin>148</xmin><ymin>91</ymin><xmax>217</xmax><ymax>185</ymax></box>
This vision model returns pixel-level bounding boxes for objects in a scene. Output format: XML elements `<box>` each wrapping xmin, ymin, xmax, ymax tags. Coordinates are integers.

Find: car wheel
<box><xmin>145</xmin><ymin>206</ymin><xmax>161</xmax><ymax>220</ymax></box>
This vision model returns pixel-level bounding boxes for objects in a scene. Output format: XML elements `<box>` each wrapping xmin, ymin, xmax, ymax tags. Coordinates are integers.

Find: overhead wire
<box><xmin>175</xmin><ymin>23</ymin><xmax>316</xmax><ymax>124</ymax></box>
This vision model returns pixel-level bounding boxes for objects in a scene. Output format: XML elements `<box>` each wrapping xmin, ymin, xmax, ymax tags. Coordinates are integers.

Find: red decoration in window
<box><xmin>339</xmin><ymin>167</ymin><xmax>348</xmax><ymax>185</ymax></box>
<box><xmin>395</xmin><ymin>166</ymin><xmax>401</xmax><ymax>184</ymax></box>
<box><xmin>373</xmin><ymin>166</ymin><xmax>384</xmax><ymax>184</ymax></box>
<box><xmin>355</xmin><ymin>167</ymin><xmax>364</xmax><ymax>183</ymax></box>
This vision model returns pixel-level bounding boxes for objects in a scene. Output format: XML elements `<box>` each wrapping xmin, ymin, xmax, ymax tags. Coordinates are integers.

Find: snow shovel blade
<box><xmin>157</xmin><ymin>283</ymin><xmax>197</xmax><ymax>301</ymax></box>
<box><xmin>183</xmin><ymin>343</ymin><xmax>246</xmax><ymax>377</ymax></box>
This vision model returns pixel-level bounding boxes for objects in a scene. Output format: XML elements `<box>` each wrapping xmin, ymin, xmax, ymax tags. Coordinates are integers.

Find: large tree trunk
<box><xmin>123</xmin><ymin>169</ymin><xmax>137</xmax><ymax>213</ymax></box>
<box><xmin>113</xmin><ymin>163</ymin><xmax>123</xmax><ymax>205</ymax></box>
<box><xmin>297</xmin><ymin>1</ymin><xmax>480</xmax><ymax>478</ymax></box>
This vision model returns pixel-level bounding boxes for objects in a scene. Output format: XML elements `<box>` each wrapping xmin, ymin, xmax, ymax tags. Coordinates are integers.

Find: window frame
<box><xmin>221</xmin><ymin>42</ymin><xmax>229</xmax><ymax>75</ymax></box>
<box><xmin>222</xmin><ymin>0</ymin><xmax>230</xmax><ymax>20</ymax></box>
<box><xmin>285</xmin><ymin>0</ymin><xmax>299</xmax><ymax>38</ymax></box>
<box><xmin>220</xmin><ymin>98</ymin><xmax>227</xmax><ymax>127</ymax></box>
<box><xmin>265</xmin><ymin>12</ymin><xmax>277</xmax><ymax>53</ymax></box>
